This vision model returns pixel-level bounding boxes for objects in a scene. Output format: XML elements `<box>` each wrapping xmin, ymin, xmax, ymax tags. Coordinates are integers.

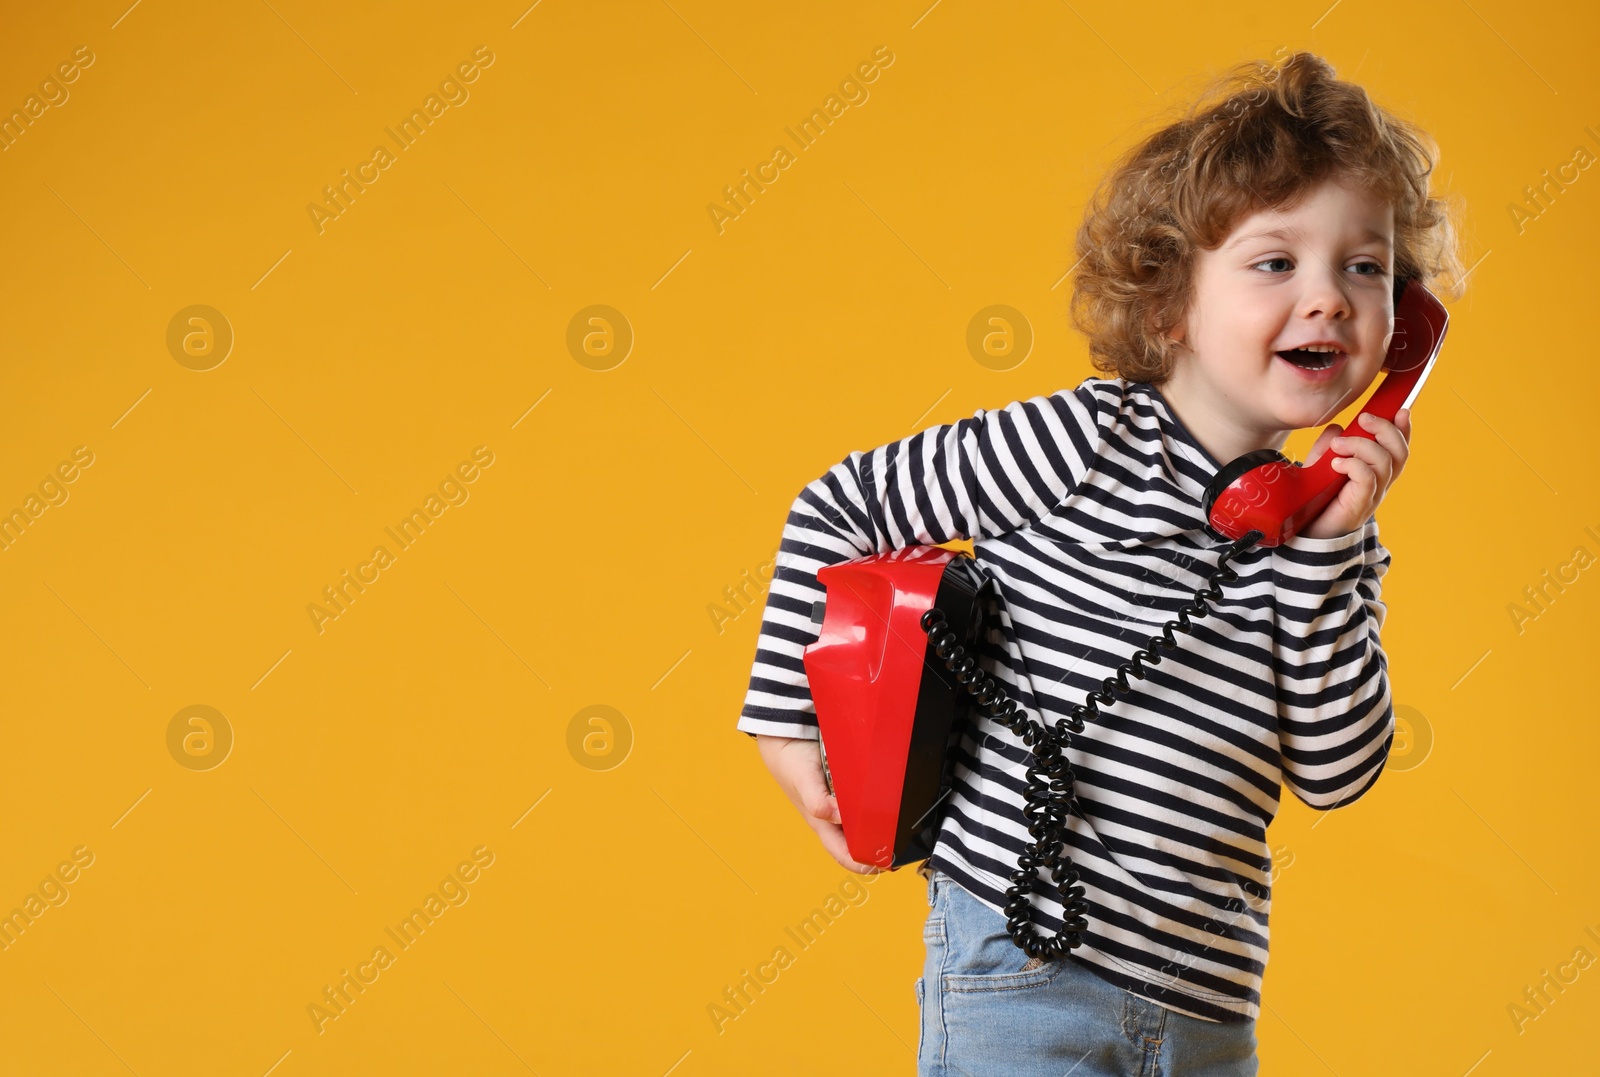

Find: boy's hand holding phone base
<box><xmin>754</xmin><ymin>735</ymin><xmax>884</xmax><ymax>875</ymax></box>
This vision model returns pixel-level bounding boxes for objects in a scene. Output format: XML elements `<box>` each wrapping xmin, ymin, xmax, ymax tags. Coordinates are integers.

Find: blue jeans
<box><xmin>916</xmin><ymin>868</ymin><xmax>1260</xmax><ymax>1076</ymax></box>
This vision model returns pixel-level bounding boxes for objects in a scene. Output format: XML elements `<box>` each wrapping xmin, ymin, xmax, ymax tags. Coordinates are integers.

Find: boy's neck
<box><xmin>1155</xmin><ymin>367</ymin><xmax>1290</xmax><ymax>467</ymax></box>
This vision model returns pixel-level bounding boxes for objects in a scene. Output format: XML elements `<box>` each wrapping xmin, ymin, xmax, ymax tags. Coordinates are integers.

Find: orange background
<box><xmin>0</xmin><ymin>1</ymin><xmax>1594</xmax><ymax>1073</ymax></box>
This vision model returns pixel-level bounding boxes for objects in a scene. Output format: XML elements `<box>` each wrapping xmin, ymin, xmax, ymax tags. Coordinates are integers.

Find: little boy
<box><xmin>736</xmin><ymin>50</ymin><xmax>1463</xmax><ymax>1075</ymax></box>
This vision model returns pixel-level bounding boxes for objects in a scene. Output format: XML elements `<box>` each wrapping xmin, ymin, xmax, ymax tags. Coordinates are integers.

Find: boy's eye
<box><xmin>1250</xmin><ymin>257</ymin><xmax>1293</xmax><ymax>273</ymax></box>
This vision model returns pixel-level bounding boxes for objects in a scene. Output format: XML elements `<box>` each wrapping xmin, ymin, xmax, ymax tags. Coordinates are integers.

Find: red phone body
<box><xmin>802</xmin><ymin>547</ymin><xmax>988</xmax><ymax>869</ymax></box>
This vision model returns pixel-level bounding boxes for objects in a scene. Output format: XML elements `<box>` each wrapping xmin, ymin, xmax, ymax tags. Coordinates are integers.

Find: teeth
<box><xmin>1278</xmin><ymin>347</ymin><xmax>1339</xmax><ymax>370</ymax></box>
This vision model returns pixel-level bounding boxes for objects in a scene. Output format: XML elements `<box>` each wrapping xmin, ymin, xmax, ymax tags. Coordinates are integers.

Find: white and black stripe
<box><xmin>737</xmin><ymin>377</ymin><xmax>1394</xmax><ymax>1024</ymax></box>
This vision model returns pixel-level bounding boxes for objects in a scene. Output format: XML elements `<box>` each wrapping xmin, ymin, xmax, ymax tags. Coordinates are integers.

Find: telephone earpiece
<box><xmin>1201</xmin><ymin>275</ymin><xmax>1450</xmax><ymax>545</ymax></box>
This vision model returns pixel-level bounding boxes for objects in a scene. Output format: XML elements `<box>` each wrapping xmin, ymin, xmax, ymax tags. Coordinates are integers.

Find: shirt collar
<box><xmin>1130</xmin><ymin>380</ymin><xmax>1222</xmax><ymax>474</ymax></box>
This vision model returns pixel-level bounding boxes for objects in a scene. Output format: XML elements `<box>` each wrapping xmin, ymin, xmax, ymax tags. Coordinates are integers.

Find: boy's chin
<box><xmin>1267</xmin><ymin>377</ymin><xmax>1368</xmax><ymax>430</ymax></box>
<box><xmin>1267</xmin><ymin>396</ymin><xmax>1350</xmax><ymax>434</ymax></box>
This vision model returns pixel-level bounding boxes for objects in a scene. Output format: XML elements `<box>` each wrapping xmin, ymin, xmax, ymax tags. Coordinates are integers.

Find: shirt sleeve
<box><xmin>1270</xmin><ymin>514</ymin><xmax>1395</xmax><ymax>810</ymax></box>
<box><xmin>736</xmin><ymin>385</ymin><xmax>1103</xmax><ymax>740</ymax></box>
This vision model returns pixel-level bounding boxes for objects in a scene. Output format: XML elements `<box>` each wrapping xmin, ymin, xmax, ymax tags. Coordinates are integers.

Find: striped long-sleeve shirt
<box><xmin>736</xmin><ymin>376</ymin><xmax>1395</xmax><ymax>1024</ymax></box>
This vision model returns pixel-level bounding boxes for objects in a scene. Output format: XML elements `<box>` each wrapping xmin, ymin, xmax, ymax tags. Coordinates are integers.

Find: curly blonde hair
<box><xmin>1069</xmin><ymin>50</ymin><xmax>1467</xmax><ymax>385</ymax></box>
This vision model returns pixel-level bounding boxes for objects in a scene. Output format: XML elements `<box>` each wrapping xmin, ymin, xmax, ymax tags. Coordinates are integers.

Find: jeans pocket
<box><xmin>939</xmin><ymin>874</ymin><xmax>1067</xmax><ymax>994</ymax></box>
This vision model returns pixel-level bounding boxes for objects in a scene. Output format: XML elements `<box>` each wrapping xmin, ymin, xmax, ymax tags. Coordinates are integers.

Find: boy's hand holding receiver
<box><xmin>755</xmin><ymin>734</ymin><xmax>883</xmax><ymax>876</ymax></box>
<box><xmin>1298</xmin><ymin>407</ymin><xmax>1413</xmax><ymax>539</ymax></box>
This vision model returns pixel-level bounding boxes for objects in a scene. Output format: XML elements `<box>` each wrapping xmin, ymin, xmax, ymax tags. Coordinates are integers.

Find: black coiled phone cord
<box><xmin>918</xmin><ymin>529</ymin><xmax>1265</xmax><ymax>960</ymax></box>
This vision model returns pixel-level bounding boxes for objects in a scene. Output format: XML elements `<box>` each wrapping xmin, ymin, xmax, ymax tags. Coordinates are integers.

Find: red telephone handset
<box><xmin>1202</xmin><ymin>277</ymin><xmax>1449</xmax><ymax>545</ymax></box>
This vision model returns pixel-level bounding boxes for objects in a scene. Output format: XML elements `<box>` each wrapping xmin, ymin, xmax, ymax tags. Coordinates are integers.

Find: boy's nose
<box><xmin>1292</xmin><ymin>272</ymin><xmax>1355</xmax><ymax>320</ymax></box>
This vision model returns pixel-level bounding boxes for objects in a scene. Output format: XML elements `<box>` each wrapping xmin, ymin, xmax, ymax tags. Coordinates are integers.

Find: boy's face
<box><xmin>1168</xmin><ymin>175</ymin><xmax>1396</xmax><ymax>442</ymax></box>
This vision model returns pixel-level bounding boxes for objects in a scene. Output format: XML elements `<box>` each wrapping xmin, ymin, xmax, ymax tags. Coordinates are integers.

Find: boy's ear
<box><xmin>1149</xmin><ymin>306</ymin><xmax>1186</xmax><ymax>349</ymax></box>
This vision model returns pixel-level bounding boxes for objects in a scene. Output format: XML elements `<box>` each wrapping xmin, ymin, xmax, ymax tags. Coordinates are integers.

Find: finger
<box><xmin>805</xmin><ymin>789</ymin><xmax>840</xmax><ymax>825</ymax></box>
<box><xmin>1331</xmin><ymin>454</ymin><xmax>1379</xmax><ymax>495</ymax></box>
<box><xmin>1303</xmin><ymin>422</ymin><xmax>1344</xmax><ymax>467</ymax></box>
<box><xmin>779</xmin><ymin>744</ymin><xmax>835</xmax><ymax>822</ymax></box>
<box><xmin>1334</xmin><ymin>433</ymin><xmax>1401</xmax><ymax>493</ymax></box>
<box><xmin>1332</xmin><ymin>434</ymin><xmax>1392</xmax><ymax>478</ymax></box>
<box><xmin>812</xmin><ymin>818</ymin><xmax>883</xmax><ymax>874</ymax></box>
<box><xmin>1356</xmin><ymin>412</ymin><xmax>1410</xmax><ymax>478</ymax></box>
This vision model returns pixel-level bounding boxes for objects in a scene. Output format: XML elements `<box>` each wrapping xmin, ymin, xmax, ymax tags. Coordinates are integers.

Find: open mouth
<box><xmin>1275</xmin><ymin>347</ymin><xmax>1346</xmax><ymax>376</ymax></box>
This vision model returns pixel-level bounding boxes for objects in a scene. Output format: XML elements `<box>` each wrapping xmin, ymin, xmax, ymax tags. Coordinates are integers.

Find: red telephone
<box><xmin>1203</xmin><ymin>277</ymin><xmax>1449</xmax><ymax>544</ymax></box>
<box><xmin>801</xmin><ymin>277</ymin><xmax>1449</xmax><ymax>960</ymax></box>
